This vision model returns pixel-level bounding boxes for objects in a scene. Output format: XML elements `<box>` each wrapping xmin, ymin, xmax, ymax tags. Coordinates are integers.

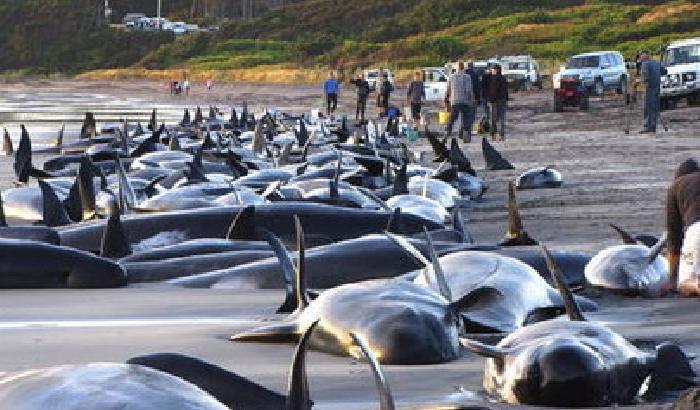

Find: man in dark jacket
<box><xmin>465</xmin><ymin>62</ymin><xmax>481</xmax><ymax>115</ymax></box>
<box><xmin>666</xmin><ymin>158</ymin><xmax>700</xmax><ymax>296</ymax></box>
<box><xmin>484</xmin><ymin>64</ymin><xmax>508</xmax><ymax>141</ymax></box>
<box><xmin>480</xmin><ymin>66</ymin><xmax>493</xmax><ymax>128</ymax></box>
<box><xmin>350</xmin><ymin>75</ymin><xmax>371</xmax><ymax>124</ymax></box>
<box><xmin>377</xmin><ymin>73</ymin><xmax>393</xmax><ymax>118</ymax></box>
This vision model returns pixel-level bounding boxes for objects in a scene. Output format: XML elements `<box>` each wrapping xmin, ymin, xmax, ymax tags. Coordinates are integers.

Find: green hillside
<box><xmin>0</xmin><ymin>0</ymin><xmax>173</xmax><ymax>75</ymax></box>
<box><xmin>1</xmin><ymin>0</ymin><xmax>699</xmax><ymax>77</ymax></box>
<box><xmin>142</xmin><ymin>0</ymin><xmax>700</xmax><ymax>73</ymax></box>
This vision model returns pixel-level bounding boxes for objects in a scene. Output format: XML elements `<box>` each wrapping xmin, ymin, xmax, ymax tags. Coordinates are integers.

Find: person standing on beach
<box><xmin>465</xmin><ymin>62</ymin><xmax>481</xmax><ymax>122</ymax></box>
<box><xmin>183</xmin><ymin>79</ymin><xmax>191</xmax><ymax>96</ymax></box>
<box><xmin>666</xmin><ymin>158</ymin><xmax>700</xmax><ymax>297</ymax></box>
<box><xmin>350</xmin><ymin>74</ymin><xmax>370</xmax><ymax>124</ymax></box>
<box><xmin>485</xmin><ymin>64</ymin><xmax>508</xmax><ymax>141</ymax></box>
<box><xmin>444</xmin><ymin>61</ymin><xmax>475</xmax><ymax>142</ymax></box>
<box><xmin>206</xmin><ymin>79</ymin><xmax>213</xmax><ymax>91</ymax></box>
<box><xmin>378</xmin><ymin>73</ymin><xmax>394</xmax><ymax>118</ymax></box>
<box><xmin>407</xmin><ymin>71</ymin><xmax>425</xmax><ymax>127</ymax></box>
<box><xmin>324</xmin><ymin>71</ymin><xmax>340</xmax><ymax>117</ymax></box>
<box><xmin>638</xmin><ymin>50</ymin><xmax>664</xmax><ymax>134</ymax></box>
<box><xmin>480</xmin><ymin>66</ymin><xmax>493</xmax><ymax>129</ymax></box>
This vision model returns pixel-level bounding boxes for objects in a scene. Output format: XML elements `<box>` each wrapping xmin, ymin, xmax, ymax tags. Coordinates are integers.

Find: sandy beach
<box><xmin>0</xmin><ymin>78</ymin><xmax>699</xmax><ymax>409</ymax></box>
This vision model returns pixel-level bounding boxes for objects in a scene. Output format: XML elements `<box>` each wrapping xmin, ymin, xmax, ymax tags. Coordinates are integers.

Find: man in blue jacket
<box><xmin>324</xmin><ymin>71</ymin><xmax>340</xmax><ymax>117</ymax></box>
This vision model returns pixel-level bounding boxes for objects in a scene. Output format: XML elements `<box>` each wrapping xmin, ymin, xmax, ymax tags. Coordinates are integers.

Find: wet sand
<box><xmin>0</xmin><ymin>79</ymin><xmax>699</xmax><ymax>409</ymax></box>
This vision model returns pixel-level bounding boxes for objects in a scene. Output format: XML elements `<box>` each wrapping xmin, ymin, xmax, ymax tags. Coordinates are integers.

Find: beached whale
<box><xmin>462</xmin><ymin>246</ymin><xmax>696</xmax><ymax>406</ymax></box>
<box><xmin>232</xmin><ymin>221</ymin><xmax>501</xmax><ymax>364</ymax></box>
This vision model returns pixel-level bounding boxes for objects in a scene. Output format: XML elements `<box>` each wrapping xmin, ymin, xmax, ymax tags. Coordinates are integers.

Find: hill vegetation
<box><xmin>140</xmin><ymin>0</ymin><xmax>700</xmax><ymax>75</ymax></box>
<box><xmin>2</xmin><ymin>0</ymin><xmax>699</xmax><ymax>80</ymax></box>
<box><xmin>0</xmin><ymin>0</ymin><xmax>172</xmax><ymax>75</ymax></box>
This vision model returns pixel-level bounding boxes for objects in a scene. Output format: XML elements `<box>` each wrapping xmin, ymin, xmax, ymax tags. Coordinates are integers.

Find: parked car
<box><xmin>661</xmin><ymin>37</ymin><xmax>700</xmax><ymax>108</ymax></box>
<box><xmin>123</xmin><ymin>13</ymin><xmax>146</xmax><ymax>25</ymax></box>
<box><xmin>556</xmin><ymin>51</ymin><xmax>628</xmax><ymax>95</ymax></box>
<box><xmin>421</xmin><ymin>67</ymin><xmax>448</xmax><ymax>101</ymax></box>
<box><xmin>500</xmin><ymin>55</ymin><xmax>542</xmax><ymax>91</ymax></box>
<box><xmin>363</xmin><ymin>69</ymin><xmax>395</xmax><ymax>91</ymax></box>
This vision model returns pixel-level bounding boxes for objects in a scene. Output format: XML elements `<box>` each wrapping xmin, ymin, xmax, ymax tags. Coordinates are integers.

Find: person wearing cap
<box><xmin>666</xmin><ymin>158</ymin><xmax>700</xmax><ymax>296</ymax></box>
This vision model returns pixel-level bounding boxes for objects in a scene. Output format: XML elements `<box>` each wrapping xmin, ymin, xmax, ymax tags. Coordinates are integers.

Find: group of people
<box><xmin>169</xmin><ymin>79</ymin><xmax>190</xmax><ymax>96</ymax></box>
<box><xmin>168</xmin><ymin>79</ymin><xmax>214</xmax><ymax>97</ymax></box>
<box><xmin>443</xmin><ymin>61</ymin><xmax>509</xmax><ymax>143</ymax></box>
<box><xmin>321</xmin><ymin>63</ymin><xmax>510</xmax><ymax>141</ymax></box>
<box><xmin>323</xmin><ymin>70</ymin><xmax>395</xmax><ymax>123</ymax></box>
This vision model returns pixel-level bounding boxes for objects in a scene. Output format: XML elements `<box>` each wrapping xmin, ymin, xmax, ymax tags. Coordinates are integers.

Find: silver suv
<box><xmin>557</xmin><ymin>51</ymin><xmax>628</xmax><ymax>95</ymax></box>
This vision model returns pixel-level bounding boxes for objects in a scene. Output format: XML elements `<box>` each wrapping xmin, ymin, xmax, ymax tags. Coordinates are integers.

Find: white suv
<box><xmin>557</xmin><ymin>51</ymin><xmax>628</xmax><ymax>95</ymax></box>
<box><xmin>363</xmin><ymin>69</ymin><xmax>395</xmax><ymax>92</ymax></box>
<box><xmin>661</xmin><ymin>37</ymin><xmax>700</xmax><ymax>107</ymax></box>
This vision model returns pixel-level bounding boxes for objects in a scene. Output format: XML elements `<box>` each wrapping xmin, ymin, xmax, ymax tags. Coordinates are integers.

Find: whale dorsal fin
<box><xmin>149</xmin><ymin>108</ymin><xmax>157</xmax><ymax>131</ymax></box>
<box><xmin>278</xmin><ymin>143</ymin><xmax>292</xmax><ymax>166</ymax></box>
<box><xmin>0</xmin><ymin>192</ymin><xmax>7</xmax><ymax>227</ymax></box>
<box><xmin>100</xmin><ymin>211</ymin><xmax>131</xmax><ymax>258</ymax></box>
<box><xmin>350</xmin><ymin>333</ymin><xmax>396</xmax><ymax>410</ymax></box>
<box><xmin>540</xmin><ymin>244</ymin><xmax>585</xmax><ymax>321</ymax></box>
<box><xmin>647</xmin><ymin>232</ymin><xmax>668</xmax><ymax>265</ymax></box>
<box><xmin>481</xmin><ymin>137</ymin><xmax>514</xmax><ymax>170</ymax></box>
<box><xmin>77</xmin><ymin>157</ymin><xmax>97</xmax><ymax>221</ymax></box>
<box><xmin>384</xmin><ymin>230</ymin><xmax>429</xmax><ymax>267</ymax></box>
<box><xmin>356</xmin><ymin>187</ymin><xmax>389</xmax><ymax>211</ymax></box>
<box><xmin>386</xmin><ymin>207</ymin><xmax>402</xmax><ymax>232</ymax></box>
<box><xmin>14</xmin><ymin>125</ymin><xmax>32</xmax><ymax>183</ymax></box>
<box><xmin>115</xmin><ymin>154</ymin><xmax>136</xmax><ymax>212</ymax></box>
<box><xmin>609</xmin><ymin>223</ymin><xmax>637</xmax><ymax>245</ymax></box>
<box><xmin>226</xmin><ymin>206</ymin><xmax>256</xmax><ymax>240</ymax></box>
<box><xmin>38</xmin><ymin>180</ymin><xmax>71</xmax><ymax>227</ymax></box>
<box><xmin>452</xmin><ymin>205</ymin><xmax>474</xmax><ymax>244</ymax></box>
<box><xmin>261</xmin><ymin>181</ymin><xmax>282</xmax><ymax>199</ymax></box>
<box><xmin>63</xmin><ymin>176</ymin><xmax>82</xmax><ymax>223</ymax></box>
<box><xmin>169</xmin><ymin>133</ymin><xmax>181</xmax><ymax>151</ymax></box>
<box><xmin>285</xmin><ymin>320</ymin><xmax>318</xmax><ymax>410</ymax></box>
<box><xmin>56</xmin><ymin>122</ymin><xmax>65</xmax><ymax>147</ymax></box>
<box><xmin>262</xmin><ymin>228</ymin><xmax>300</xmax><ymax>313</ymax></box>
<box><xmin>392</xmin><ymin>163</ymin><xmax>408</xmax><ymax>196</ymax></box>
<box><xmin>293</xmin><ymin>215</ymin><xmax>309</xmax><ymax>311</ymax></box>
<box><xmin>500</xmin><ymin>182</ymin><xmax>537</xmax><ymax>246</ymax></box>
<box><xmin>423</xmin><ymin>227</ymin><xmax>452</xmax><ymax>302</ymax></box>
<box><xmin>2</xmin><ymin>127</ymin><xmax>13</xmax><ymax>156</ymax></box>
<box><xmin>449</xmin><ymin>138</ymin><xmax>476</xmax><ymax>176</ymax></box>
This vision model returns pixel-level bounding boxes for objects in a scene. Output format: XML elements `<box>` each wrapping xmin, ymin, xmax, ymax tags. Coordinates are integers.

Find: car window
<box><xmin>567</xmin><ymin>55</ymin><xmax>600</xmax><ymax>68</ymax></box>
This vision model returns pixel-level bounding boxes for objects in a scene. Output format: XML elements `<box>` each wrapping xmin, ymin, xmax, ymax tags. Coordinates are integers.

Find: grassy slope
<box><xmin>89</xmin><ymin>0</ymin><xmax>700</xmax><ymax>82</ymax></box>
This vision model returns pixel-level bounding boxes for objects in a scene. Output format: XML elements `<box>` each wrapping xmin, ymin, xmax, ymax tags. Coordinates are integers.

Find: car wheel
<box><xmin>593</xmin><ymin>78</ymin><xmax>604</xmax><ymax>96</ymax></box>
<box><xmin>554</xmin><ymin>95</ymin><xmax>563</xmax><ymax>112</ymax></box>
<box><xmin>687</xmin><ymin>92</ymin><xmax>700</xmax><ymax>106</ymax></box>
<box><xmin>579</xmin><ymin>95</ymin><xmax>589</xmax><ymax>111</ymax></box>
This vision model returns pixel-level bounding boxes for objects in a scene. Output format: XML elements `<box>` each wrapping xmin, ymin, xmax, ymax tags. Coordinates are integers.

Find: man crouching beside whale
<box><xmin>667</xmin><ymin>158</ymin><xmax>700</xmax><ymax>296</ymax></box>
